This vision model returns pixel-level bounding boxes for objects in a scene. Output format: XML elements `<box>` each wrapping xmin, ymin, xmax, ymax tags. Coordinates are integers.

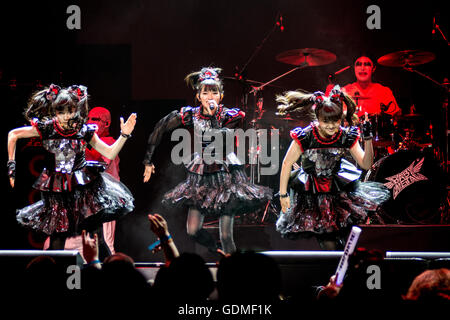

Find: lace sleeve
<box><xmin>143</xmin><ymin>110</ymin><xmax>183</xmax><ymax>165</ymax></box>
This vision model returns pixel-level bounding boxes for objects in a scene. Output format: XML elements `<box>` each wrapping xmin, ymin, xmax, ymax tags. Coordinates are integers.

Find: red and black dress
<box><xmin>143</xmin><ymin>105</ymin><xmax>273</xmax><ymax>216</ymax></box>
<box><xmin>276</xmin><ymin>123</ymin><xmax>390</xmax><ymax>238</ymax></box>
<box><xmin>16</xmin><ymin>119</ymin><xmax>134</xmax><ymax>236</ymax></box>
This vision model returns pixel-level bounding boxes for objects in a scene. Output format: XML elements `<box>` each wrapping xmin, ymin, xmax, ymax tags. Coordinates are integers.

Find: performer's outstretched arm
<box><xmin>7</xmin><ymin>126</ymin><xmax>40</xmax><ymax>187</ymax></box>
<box><xmin>89</xmin><ymin>113</ymin><xmax>137</xmax><ymax>160</ymax></box>
<box><xmin>143</xmin><ymin>110</ymin><xmax>183</xmax><ymax>182</ymax></box>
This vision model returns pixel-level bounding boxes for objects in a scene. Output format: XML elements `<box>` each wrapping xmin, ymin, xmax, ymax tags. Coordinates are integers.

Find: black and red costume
<box><xmin>16</xmin><ymin>119</ymin><xmax>134</xmax><ymax>236</ymax></box>
<box><xmin>143</xmin><ymin>105</ymin><xmax>273</xmax><ymax>216</ymax></box>
<box><xmin>276</xmin><ymin>123</ymin><xmax>390</xmax><ymax>238</ymax></box>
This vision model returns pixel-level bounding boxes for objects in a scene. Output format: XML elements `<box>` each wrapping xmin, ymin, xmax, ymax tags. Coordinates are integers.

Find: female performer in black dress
<box><xmin>8</xmin><ymin>84</ymin><xmax>135</xmax><ymax>257</ymax></box>
<box><xmin>276</xmin><ymin>86</ymin><xmax>390</xmax><ymax>250</ymax></box>
<box><xmin>143</xmin><ymin>67</ymin><xmax>272</xmax><ymax>254</ymax></box>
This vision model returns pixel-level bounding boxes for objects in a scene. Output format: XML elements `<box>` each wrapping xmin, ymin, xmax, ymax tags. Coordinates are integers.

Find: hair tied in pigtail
<box><xmin>45</xmin><ymin>84</ymin><xmax>61</xmax><ymax>101</ymax></box>
<box><xmin>311</xmin><ymin>91</ymin><xmax>325</xmax><ymax>110</ymax></box>
<box><xmin>68</xmin><ymin>85</ymin><xmax>88</xmax><ymax>101</ymax></box>
<box><xmin>329</xmin><ymin>85</ymin><xmax>345</xmax><ymax>105</ymax></box>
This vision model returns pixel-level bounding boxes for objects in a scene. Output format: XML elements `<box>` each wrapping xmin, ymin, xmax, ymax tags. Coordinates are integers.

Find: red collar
<box><xmin>312</xmin><ymin>123</ymin><xmax>342</xmax><ymax>145</ymax></box>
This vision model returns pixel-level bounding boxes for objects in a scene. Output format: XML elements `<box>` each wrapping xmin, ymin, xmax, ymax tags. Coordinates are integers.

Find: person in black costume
<box><xmin>276</xmin><ymin>86</ymin><xmax>390</xmax><ymax>250</ymax></box>
<box><xmin>7</xmin><ymin>84</ymin><xmax>136</xmax><ymax>257</ymax></box>
<box><xmin>143</xmin><ymin>67</ymin><xmax>272</xmax><ymax>254</ymax></box>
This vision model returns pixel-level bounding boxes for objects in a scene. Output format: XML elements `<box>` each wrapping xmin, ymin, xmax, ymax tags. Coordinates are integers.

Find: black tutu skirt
<box><xmin>276</xmin><ymin>180</ymin><xmax>390</xmax><ymax>238</ymax></box>
<box><xmin>16</xmin><ymin>173</ymin><xmax>134</xmax><ymax>236</ymax></box>
<box><xmin>162</xmin><ymin>166</ymin><xmax>273</xmax><ymax>217</ymax></box>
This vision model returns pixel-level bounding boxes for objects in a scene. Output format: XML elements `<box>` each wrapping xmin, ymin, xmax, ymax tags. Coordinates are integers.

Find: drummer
<box><xmin>326</xmin><ymin>56</ymin><xmax>401</xmax><ymax>118</ymax></box>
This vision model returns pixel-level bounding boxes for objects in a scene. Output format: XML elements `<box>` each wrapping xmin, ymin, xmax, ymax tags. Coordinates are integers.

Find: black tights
<box><xmin>49</xmin><ymin>227</ymin><xmax>111</xmax><ymax>260</ymax></box>
<box><xmin>186</xmin><ymin>208</ymin><xmax>236</xmax><ymax>254</ymax></box>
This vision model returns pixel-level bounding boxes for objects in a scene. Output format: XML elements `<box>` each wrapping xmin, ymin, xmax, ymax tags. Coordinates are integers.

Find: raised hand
<box><xmin>148</xmin><ymin>213</ymin><xmax>170</xmax><ymax>238</ymax></box>
<box><xmin>120</xmin><ymin>113</ymin><xmax>137</xmax><ymax>136</ymax></box>
<box><xmin>81</xmin><ymin>230</ymin><xmax>99</xmax><ymax>265</ymax></box>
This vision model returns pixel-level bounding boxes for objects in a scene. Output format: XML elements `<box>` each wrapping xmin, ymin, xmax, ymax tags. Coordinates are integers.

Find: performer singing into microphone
<box><xmin>143</xmin><ymin>67</ymin><xmax>272</xmax><ymax>255</ymax></box>
<box><xmin>276</xmin><ymin>86</ymin><xmax>390</xmax><ymax>250</ymax></box>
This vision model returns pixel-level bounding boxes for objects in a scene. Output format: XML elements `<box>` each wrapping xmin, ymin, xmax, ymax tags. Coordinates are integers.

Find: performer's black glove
<box><xmin>7</xmin><ymin>160</ymin><xmax>16</xmax><ymax>178</ymax></box>
<box><xmin>362</xmin><ymin>121</ymin><xmax>373</xmax><ymax>140</ymax></box>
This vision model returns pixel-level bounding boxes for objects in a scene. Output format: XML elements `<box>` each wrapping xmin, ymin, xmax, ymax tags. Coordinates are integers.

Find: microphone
<box><xmin>209</xmin><ymin>102</ymin><xmax>215</xmax><ymax>110</ymax></box>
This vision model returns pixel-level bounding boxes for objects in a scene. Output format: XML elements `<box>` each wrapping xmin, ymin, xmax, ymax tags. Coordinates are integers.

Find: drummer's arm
<box><xmin>349</xmin><ymin>140</ymin><xmax>373</xmax><ymax>170</ymax></box>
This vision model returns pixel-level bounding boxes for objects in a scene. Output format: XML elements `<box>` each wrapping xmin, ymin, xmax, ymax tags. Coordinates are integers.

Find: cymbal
<box><xmin>377</xmin><ymin>50</ymin><xmax>436</xmax><ymax>67</ymax></box>
<box><xmin>276</xmin><ymin>48</ymin><xmax>336</xmax><ymax>67</ymax></box>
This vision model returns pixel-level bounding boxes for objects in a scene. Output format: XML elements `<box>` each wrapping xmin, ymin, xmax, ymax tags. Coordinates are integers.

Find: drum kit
<box><xmin>243</xmin><ymin>47</ymin><xmax>444</xmax><ymax>156</ymax></box>
<box><xmin>232</xmin><ymin>46</ymin><xmax>448</xmax><ymax>225</ymax></box>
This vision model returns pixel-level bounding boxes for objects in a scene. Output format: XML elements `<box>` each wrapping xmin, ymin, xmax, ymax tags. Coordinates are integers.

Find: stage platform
<box><xmin>1</xmin><ymin>224</ymin><xmax>450</xmax><ymax>300</ymax></box>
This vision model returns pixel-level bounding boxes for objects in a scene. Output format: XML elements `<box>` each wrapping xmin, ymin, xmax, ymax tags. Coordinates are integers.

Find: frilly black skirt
<box><xmin>162</xmin><ymin>165</ymin><xmax>273</xmax><ymax>217</ymax></box>
<box><xmin>16</xmin><ymin>172</ymin><xmax>134</xmax><ymax>236</ymax></box>
<box><xmin>276</xmin><ymin>180</ymin><xmax>390</xmax><ymax>238</ymax></box>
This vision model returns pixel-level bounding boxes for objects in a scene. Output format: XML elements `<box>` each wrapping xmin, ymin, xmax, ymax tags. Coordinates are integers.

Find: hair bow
<box><xmin>45</xmin><ymin>84</ymin><xmax>61</xmax><ymax>101</ymax></box>
<box><xmin>68</xmin><ymin>85</ymin><xmax>88</xmax><ymax>100</ymax></box>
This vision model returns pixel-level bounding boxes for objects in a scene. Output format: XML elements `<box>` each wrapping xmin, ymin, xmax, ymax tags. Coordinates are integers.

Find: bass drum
<box><xmin>364</xmin><ymin>150</ymin><xmax>445</xmax><ymax>224</ymax></box>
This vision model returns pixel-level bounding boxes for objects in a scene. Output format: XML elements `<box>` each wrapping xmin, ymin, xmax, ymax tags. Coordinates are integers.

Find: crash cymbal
<box><xmin>377</xmin><ymin>50</ymin><xmax>436</xmax><ymax>67</ymax></box>
<box><xmin>276</xmin><ymin>48</ymin><xmax>336</xmax><ymax>67</ymax></box>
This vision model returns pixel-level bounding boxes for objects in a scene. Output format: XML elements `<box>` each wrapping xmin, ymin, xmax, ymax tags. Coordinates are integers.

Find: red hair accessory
<box><xmin>68</xmin><ymin>85</ymin><xmax>87</xmax><ymax>100</ymax></box>
<box><xmin>198</xmin><ymin>68</ymin><xmax>220</xmax><ymax>84</ymax></box>
<box><xmin>312</xmin><ymin>91</ymin><xmax>325</xmax><ymax>106</ymax></box>
<box><xmin>329</xmin><ymin>86</ymin><xmax>344</xmax><ymax>104</ymax></box>
<box><xmin>45</xmin><ymin>84</ymin><xmax>61</xmax><ymax>101</ymax></box>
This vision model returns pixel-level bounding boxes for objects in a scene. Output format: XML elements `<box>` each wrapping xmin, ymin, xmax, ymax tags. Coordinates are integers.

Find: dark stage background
<box><xmin>1</xmin><ymin>0</ymin><xmax>448</xmax><ymax>262</ymax></box>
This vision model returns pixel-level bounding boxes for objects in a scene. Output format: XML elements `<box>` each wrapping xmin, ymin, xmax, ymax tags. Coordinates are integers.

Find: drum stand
<box><xmin>247</xmin><ymin>63</ymin><xmax>308</xmax><ymax>185</ymax></box>
<box><xmin>403</xmin><ymin>66</ymin><xmax>450</xmax><ymax>174</ymax></box>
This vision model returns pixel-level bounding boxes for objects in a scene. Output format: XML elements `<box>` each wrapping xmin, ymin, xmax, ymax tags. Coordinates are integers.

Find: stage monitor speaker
<box><xmin>0</xmin><ymin>250</ymin><xmax>83</xmax><ymax>284</ymax></box>
<box><xmin>0</xmin><ymin>250</ymin><xmax>83</xmax><ymax>267</ymax></box>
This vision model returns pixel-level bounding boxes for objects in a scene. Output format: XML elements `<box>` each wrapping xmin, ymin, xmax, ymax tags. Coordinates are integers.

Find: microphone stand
<box><xmin>232</xmin><ymin>13</ymin><xmax>282</xmax><ymax>184</ymax></box>
<box><xmin>249</xmin><ymin>62</ymin><xmax>308</xmax><ymax>94</ymax></box>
